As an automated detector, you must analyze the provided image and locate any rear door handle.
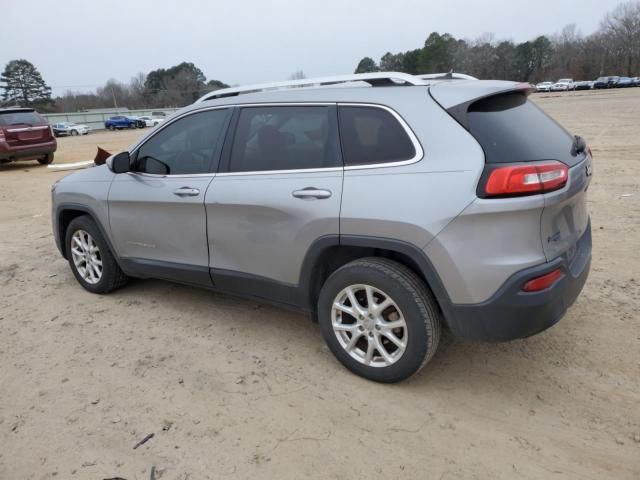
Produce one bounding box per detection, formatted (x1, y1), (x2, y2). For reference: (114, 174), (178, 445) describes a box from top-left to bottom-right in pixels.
(292, 187), (332, 200)
(173, 187), (200, 197)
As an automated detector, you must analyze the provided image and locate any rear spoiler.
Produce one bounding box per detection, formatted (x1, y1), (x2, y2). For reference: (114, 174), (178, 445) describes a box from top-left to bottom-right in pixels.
(429, 80), (534, 130)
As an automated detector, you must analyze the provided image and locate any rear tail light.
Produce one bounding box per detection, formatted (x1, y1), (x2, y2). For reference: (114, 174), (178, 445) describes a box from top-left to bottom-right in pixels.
(522, 268), (563, 292)
(480, 161), (568, 197)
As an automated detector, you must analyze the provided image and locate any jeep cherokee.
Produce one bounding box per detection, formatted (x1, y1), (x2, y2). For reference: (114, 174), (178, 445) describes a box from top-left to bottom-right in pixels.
(51, 73), (592, 382)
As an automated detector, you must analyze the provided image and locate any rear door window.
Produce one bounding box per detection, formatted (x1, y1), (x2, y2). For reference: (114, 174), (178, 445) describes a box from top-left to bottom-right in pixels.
(466, 92), (582, 166)
(338, 106), (416, 166)
(228, 105), (340, 172)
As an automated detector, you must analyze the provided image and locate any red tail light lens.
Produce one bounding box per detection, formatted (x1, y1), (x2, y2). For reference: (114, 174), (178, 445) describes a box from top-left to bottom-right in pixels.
(522, 268), (563, 292)
(482, 161), (568, 197)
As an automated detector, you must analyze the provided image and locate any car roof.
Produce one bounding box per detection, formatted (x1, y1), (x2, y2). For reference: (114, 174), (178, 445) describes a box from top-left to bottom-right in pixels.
(175, 79), (526, 116)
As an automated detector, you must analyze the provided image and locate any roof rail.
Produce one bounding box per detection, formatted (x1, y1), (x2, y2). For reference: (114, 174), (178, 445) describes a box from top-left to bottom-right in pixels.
(418, 72), (478, 81)
(195, 72), (427, 103)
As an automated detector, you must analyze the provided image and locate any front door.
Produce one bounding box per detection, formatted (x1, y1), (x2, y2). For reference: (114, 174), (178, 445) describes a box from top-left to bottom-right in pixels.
(108, 108), (231, 285)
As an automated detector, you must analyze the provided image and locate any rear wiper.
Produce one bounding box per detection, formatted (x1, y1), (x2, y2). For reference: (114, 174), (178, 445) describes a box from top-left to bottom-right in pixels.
(571, 135), (587, 155)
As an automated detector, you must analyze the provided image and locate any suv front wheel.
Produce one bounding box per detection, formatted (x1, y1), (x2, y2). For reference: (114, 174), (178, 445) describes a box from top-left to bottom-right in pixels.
(65, 216), (128, 294)
(318, 258), (441, 383)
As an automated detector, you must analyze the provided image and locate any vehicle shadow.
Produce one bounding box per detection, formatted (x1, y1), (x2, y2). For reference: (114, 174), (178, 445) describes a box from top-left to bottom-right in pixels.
(0, 160), (48, 172)
(114, 276), (575, 394)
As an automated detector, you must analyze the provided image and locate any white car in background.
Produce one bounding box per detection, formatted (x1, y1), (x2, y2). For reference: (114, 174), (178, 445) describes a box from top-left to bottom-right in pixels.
(535, 81), (553, 92)
(137, 116), (165, 127)
(550, 79), (575, 91)
(52, 122), (91, 136)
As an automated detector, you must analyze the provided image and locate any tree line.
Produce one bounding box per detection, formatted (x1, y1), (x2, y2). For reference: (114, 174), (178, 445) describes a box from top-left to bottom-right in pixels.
(355, 1), (640, 82)
(0, 61), (230, 112)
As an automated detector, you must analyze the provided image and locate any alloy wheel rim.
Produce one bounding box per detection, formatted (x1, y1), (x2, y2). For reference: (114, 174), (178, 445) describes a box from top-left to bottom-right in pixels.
(71, 230), (103, 284)
(331, 284), (408, 367)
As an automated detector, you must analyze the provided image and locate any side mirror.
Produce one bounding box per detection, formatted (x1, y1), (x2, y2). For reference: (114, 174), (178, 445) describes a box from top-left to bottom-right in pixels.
(107, 151), (131, 173)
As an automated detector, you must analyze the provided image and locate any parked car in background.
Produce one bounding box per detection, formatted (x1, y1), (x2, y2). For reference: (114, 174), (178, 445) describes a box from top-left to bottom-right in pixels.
(535, 81), (553, 92)
(617, 77), (633, 88)
(574, 81), (593, 91)
(550, 79), (575, 91)
(631, 77), (640, 86)
(593, 77), (610, 89)
(607, 76), (620, 88)
(0, 107), (56, 164)
(104, 116), (138, 130)
(52, 122), (91, 137)
(137, 116), (165, 127)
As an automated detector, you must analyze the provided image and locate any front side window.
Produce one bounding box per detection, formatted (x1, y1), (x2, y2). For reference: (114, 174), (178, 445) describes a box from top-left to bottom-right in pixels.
(338, 106), (416, 166)
(229, 106), (340, 172)
(134, 109), (229, 175)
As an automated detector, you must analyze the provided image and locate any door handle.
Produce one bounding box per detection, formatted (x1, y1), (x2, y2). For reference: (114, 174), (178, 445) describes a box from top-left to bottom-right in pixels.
(292, 187), (332, 200)
(173, 187), (200, 197)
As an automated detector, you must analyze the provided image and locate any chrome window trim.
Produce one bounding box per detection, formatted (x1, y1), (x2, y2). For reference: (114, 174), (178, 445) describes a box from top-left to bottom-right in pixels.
(216, 167), (342, 177)
(128, 102), (423, 178)
(126, 171), (216, 179)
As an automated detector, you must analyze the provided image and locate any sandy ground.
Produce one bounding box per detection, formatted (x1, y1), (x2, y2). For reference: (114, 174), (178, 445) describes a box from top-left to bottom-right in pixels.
(1, 89), (639, 480)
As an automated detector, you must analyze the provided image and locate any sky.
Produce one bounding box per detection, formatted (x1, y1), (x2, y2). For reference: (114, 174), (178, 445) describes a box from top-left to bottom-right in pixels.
(0, 0), (625, 96)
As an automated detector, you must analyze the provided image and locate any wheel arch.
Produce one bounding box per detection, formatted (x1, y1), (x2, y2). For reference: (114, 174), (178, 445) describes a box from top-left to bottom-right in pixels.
(56, 204), (119, 264)
(299, 235), (453, 323)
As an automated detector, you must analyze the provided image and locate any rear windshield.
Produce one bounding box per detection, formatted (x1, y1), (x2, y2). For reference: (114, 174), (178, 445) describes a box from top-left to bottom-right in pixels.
(0, 111), (45, 126)
(465, 92), (582, 166)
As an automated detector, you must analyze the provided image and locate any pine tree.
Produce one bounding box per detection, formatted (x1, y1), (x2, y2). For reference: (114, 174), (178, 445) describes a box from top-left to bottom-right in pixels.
(1, 59), (53, 108)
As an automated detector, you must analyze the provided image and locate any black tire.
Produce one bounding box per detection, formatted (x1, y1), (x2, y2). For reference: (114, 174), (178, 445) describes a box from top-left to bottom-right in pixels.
(70, 129), (78, 136)
(317, 257), (441, 383)
(108, 125), (116, 131)
(65, 215), (128, 294)
(38, 153), (54, 165)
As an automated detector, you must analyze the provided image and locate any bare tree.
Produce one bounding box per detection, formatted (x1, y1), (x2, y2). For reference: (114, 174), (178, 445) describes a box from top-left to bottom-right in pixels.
(601, 1), (640, 75)
(288, 70), (306, 80)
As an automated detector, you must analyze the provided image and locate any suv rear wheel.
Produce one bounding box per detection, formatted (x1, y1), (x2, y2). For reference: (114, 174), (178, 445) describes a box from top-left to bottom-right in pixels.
(38, 153), (54, 165)
(317, 258), (441, 383)
(65, 216), (128, 294)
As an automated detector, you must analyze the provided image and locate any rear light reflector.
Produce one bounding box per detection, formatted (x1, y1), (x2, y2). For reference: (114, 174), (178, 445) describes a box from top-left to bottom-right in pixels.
(482, 161), (568, 197)
(522, 268), (563, 292)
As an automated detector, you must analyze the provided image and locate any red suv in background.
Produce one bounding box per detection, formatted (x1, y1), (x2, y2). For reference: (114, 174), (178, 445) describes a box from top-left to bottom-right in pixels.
(0, 108), (57, 165)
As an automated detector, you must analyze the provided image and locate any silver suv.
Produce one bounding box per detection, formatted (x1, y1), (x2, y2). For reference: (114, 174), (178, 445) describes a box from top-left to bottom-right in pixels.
(52, 73), (592, 382)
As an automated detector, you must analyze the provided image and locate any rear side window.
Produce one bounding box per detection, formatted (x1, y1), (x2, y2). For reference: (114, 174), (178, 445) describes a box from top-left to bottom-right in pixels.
(338, 106), (416, 166)
(466, 92), (581, 166)
(229, 106), (339, 172)
(0, 111), (45, 126)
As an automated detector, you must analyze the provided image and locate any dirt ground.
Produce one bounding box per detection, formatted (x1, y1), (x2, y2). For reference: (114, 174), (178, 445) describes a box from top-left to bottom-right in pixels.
(1, 89), (639, 480)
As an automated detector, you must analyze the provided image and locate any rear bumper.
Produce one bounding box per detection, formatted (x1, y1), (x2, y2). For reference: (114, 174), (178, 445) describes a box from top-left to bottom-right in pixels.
(0, 141), (57, 161)
(446, 222), (591, 341)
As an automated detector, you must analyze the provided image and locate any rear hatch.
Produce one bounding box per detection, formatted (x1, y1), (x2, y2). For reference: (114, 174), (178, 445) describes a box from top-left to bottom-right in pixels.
(0, 109), (54, 147)
(430, 81), (592, 261)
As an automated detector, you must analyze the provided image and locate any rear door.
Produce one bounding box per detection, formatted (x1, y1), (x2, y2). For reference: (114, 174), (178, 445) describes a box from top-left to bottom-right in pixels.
(206, 104), (343, 296)
(108, 108), (231, 285)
